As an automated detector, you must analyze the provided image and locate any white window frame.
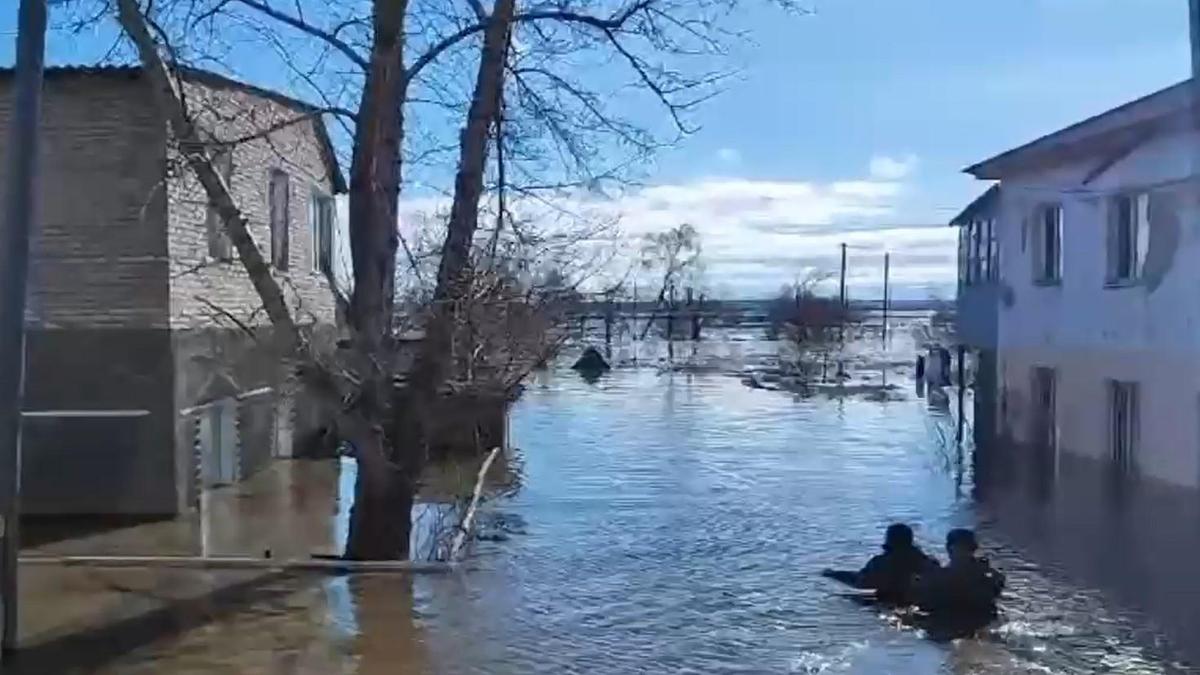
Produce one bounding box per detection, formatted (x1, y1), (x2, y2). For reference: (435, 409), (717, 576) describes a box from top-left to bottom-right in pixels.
(1031, 204), (1063, 285)
(1106, 192), (1150, 286)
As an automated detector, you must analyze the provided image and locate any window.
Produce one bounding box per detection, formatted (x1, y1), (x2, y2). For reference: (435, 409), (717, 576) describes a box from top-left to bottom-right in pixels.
(205, 149), (234, 261)
(269, 169), (290, 270)
(310, 191), (334, 275)
(1107, 192), (1149, 285)
(958, 226), (967, 287)
(1032, 204), (1062, 284)
(971, 219), (984, 282)
(1108, 380), (1138, 475)
(957, 219), (999, 286)
(987, 218), (999, 281)
(1031, 367), (1057, 455)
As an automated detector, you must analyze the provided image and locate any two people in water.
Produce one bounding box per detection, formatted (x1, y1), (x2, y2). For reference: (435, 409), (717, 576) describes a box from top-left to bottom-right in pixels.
(822, 524), (1005, 625)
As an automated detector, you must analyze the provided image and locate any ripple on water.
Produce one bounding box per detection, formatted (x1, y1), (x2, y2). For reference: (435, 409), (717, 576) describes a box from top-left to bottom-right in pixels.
(91, 365), (1194, 674)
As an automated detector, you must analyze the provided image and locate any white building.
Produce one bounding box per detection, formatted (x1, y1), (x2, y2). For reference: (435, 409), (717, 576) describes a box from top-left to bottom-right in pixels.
(955, 80), (1200, 489)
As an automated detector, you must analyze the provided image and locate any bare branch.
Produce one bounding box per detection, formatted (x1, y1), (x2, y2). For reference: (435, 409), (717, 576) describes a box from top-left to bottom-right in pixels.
(232, 0), (369, 70)
(216, 107), (356, 146)
(194, 295), (259, 340)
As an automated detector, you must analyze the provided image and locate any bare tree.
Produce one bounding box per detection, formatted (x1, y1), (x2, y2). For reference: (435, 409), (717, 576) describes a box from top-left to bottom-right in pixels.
(100, 0), (798, 560)
(637, 222), (702, 340)
(768, 271), (861, 382)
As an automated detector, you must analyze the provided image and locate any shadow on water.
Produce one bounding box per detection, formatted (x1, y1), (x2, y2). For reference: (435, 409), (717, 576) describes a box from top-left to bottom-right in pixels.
(19, 336), (1198, 673)
(22, 515), (171, 548)
(973, 437), (1200, 668)
(9, 571), (299, 674)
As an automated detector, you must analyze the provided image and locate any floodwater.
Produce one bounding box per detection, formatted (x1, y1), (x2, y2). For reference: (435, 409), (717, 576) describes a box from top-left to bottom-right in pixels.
(17, 343), (1198, 673)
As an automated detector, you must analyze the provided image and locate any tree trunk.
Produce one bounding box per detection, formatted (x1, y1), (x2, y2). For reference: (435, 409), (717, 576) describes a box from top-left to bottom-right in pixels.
(347, 0), (406, 353)
(344, 428), (412, 560)
(339, 0), (411, 560)
(405, 0), (516, 464)
(345, 0), (515, 561)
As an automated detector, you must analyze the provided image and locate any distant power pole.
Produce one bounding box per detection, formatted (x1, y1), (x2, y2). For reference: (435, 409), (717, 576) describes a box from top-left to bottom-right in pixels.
(882, 253), (891, 343)
(838, 243), (847, 343)
(838, 243), (847, 309)
(0, 0), (47, 655)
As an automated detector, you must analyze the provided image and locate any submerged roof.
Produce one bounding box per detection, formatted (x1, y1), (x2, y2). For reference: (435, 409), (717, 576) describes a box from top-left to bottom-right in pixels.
(964, 79), (1194, 180)
(0, 65), (347, 193)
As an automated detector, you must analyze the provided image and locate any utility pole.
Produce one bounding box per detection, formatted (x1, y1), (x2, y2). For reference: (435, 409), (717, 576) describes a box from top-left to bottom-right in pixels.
(0, 0), (47, 655)
(882, 252), (890, 344)
(838, 243), (847, 343)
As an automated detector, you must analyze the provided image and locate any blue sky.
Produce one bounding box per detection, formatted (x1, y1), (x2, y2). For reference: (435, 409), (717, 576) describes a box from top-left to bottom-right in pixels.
(1, 1), (1192, 299)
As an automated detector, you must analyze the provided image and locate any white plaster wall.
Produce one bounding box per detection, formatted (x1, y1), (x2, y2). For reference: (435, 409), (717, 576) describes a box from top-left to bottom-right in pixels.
(993, 124), (1200, 488)
(999, 347), (1200, 488)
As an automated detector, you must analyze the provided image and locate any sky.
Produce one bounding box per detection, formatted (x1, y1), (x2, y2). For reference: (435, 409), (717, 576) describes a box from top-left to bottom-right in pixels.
(0, 0), (1192, 299)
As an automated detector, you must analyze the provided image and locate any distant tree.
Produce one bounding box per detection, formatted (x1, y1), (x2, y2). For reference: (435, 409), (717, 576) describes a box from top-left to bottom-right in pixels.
(768, 272), (862, 380)
(638, 223), (702, 340)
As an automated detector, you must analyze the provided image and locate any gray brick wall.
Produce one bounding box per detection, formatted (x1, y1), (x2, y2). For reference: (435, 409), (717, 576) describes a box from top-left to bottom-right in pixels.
(0, 69), (345, 516)
(0, 72), (171, 328)
(166, 80), (340, 330)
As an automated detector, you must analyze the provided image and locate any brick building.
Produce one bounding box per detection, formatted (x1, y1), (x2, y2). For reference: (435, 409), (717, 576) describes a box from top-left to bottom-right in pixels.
(0, 66), (349, 516)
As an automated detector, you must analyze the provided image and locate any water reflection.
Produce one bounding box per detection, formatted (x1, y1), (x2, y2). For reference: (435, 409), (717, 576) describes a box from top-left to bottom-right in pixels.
(973, 437), (1200, 669)
(25, 358), (1196, 673)
(413, 367), (1191, 673)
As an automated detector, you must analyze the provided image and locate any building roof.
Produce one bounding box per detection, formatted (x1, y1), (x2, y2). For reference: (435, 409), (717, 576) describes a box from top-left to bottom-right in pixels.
(0, 65), (347, 193)
(964, 79), (1194, 180)
(949, 184), (999, 226)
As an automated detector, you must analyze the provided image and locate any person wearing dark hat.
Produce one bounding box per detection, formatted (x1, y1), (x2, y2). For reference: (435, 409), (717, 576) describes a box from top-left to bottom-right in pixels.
(914, 528), (1005, 623)
(822, 523), (941, 605)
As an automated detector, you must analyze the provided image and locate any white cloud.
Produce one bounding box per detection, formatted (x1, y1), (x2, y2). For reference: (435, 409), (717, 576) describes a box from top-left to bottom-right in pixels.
(397, 160), (956, 298)
(868, 153), (920, 181)
(716, 147), (742, 164)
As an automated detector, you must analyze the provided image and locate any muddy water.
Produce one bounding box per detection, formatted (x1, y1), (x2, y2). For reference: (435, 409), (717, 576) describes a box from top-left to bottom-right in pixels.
(35, 364), (1194, 674)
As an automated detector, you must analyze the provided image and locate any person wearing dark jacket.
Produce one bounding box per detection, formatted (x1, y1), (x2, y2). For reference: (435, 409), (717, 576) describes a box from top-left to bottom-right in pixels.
(913, 528), (1005, 633)
(822, 523), (941, 605)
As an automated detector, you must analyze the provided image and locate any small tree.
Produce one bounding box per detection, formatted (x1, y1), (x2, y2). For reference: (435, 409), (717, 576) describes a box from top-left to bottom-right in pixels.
(637, 223), (702, 341)
(768, 273), (861, 381)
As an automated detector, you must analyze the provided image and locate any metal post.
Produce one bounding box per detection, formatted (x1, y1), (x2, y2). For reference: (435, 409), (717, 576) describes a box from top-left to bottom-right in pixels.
(603, 292), (613, 357)
(838, 243), (847, 309)
(0, 0), (47, 655)
(882, 252), (890, 344)
(838, 243), (847, 344)
(956, 345), (966, 444)
(666, 283), (675, 361)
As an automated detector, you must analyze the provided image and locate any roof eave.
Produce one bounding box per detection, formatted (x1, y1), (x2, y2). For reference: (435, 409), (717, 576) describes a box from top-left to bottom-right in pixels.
(961, 78), (1192, 181)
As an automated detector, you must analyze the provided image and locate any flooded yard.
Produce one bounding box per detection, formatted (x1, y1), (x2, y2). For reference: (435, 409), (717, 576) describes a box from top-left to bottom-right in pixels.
(14, 357), (1196, 673)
